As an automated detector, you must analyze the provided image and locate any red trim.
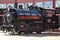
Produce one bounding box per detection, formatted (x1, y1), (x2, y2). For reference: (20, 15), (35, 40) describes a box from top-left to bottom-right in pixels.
(19, 16), (42, 20)
(56, 14), (60, 16)
(0, 14), (4, 16)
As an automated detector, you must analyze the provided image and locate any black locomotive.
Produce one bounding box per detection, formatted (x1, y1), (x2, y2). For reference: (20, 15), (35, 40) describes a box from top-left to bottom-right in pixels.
(2, 5), (60, 34)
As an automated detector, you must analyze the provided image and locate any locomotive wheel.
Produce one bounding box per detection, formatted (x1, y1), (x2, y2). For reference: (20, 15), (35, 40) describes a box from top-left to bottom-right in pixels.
(9, 29), (16, 34)
(24, 31), (29, 34)
(17, 31), (21, 34)
(18, 32), (21, 34)
(30, 32), (32, 34)
(37, 32), (41, 34)
(3, 29), (7, 33)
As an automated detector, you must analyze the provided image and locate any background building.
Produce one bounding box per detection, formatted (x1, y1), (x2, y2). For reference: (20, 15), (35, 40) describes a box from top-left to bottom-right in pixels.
(0, 0), (60, 9)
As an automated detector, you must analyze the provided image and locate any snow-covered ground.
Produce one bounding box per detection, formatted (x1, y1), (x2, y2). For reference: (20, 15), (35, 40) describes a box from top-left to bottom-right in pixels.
(0, 31), (60, 40)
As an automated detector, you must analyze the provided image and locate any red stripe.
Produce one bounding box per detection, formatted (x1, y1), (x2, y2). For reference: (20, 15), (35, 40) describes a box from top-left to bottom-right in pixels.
(56, 14), (60, 16)
(19, 16), (42, 20)
(0, 14), (4, 16)
(0, 0), (52, 4)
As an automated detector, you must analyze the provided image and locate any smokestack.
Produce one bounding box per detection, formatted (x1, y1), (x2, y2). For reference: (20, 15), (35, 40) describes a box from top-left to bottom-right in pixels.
(14, 0), (18, 9)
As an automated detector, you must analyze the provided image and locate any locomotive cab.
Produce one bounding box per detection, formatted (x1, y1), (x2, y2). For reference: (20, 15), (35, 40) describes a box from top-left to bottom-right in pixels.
(43, 8), (57, 30)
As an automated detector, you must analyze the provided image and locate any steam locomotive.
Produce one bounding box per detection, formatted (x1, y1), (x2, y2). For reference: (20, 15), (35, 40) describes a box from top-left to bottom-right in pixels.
(2, 5), (60, 34)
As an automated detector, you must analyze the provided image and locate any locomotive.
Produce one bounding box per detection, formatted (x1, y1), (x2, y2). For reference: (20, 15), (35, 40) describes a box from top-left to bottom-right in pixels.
(2, 5), (60, 34)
